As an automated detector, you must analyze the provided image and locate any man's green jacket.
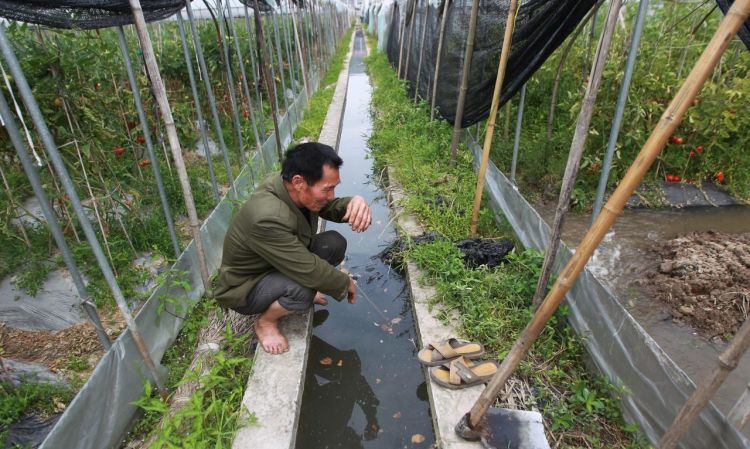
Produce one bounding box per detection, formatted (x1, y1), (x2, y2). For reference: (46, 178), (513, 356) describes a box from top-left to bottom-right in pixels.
(214, 174), (351, 309)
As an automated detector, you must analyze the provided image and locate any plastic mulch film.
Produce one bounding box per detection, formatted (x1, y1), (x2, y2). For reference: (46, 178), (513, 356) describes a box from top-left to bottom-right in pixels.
(38, 69), (322, 449)
(464, 134), (750, 449)
(377, 0), (597, 127)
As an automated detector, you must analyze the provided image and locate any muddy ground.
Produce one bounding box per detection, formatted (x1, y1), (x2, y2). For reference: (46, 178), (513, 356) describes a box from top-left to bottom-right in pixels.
(638, 231), (750, 339)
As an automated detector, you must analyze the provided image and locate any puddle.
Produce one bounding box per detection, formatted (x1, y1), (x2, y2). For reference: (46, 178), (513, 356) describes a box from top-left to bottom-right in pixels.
(295, 30), (435, 448)
(536, 203), (750, 427)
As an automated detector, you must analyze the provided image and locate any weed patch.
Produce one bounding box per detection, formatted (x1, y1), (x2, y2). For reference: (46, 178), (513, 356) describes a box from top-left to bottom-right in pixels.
(365, 41), (648, 448)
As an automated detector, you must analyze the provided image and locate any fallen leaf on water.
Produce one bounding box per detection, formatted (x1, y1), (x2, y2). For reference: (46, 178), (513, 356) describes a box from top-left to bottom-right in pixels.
(392, 411), (402, 419)
(391, 317), (402, 324)
(383, 288), (388, 293)
(336, 359), (343, 367)
(411, 433), (425, 444)
(375, 378), (381, 384)
(380, 323), (393, 333)
(371, 423), (379, 432)
(320, 357), (333, 366)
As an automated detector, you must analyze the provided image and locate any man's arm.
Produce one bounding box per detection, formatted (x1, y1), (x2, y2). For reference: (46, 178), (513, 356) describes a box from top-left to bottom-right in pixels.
(246, 219), (350, 300)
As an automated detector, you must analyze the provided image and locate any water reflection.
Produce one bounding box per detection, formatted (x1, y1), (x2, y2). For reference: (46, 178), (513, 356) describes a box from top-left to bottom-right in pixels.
(299, 336), (380, 448)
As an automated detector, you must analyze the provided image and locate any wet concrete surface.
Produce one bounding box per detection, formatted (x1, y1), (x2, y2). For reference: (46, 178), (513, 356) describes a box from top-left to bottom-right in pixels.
(295, 31), (435, 449)
(536, 203), (750, 429)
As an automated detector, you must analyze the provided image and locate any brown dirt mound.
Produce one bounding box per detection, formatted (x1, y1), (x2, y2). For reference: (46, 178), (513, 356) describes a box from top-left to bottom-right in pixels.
(643, 231), (750, 339)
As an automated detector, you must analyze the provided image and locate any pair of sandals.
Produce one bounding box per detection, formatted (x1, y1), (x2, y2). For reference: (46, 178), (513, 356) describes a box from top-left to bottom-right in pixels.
(417, 338), (499, 390)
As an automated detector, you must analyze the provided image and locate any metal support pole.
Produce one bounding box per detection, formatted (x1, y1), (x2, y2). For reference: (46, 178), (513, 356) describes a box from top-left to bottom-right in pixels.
(281, 0), (301, 125)
(290, 1), (311, 100)
(592, 0), (649, 221)
(175, 14), (221, 203)
(272, 10), (291, 118)
(215, 0), (246, 166)
(0, 24), (167, 398)
(414, 0), (428, 104)
(510, 83), (526, 183)
(253, 0), (284, 161)
(185, 0), (237, 200)
(116, 27), (182, 257)
(431, 0), (451, 120)
(225, 1), (265, 172)
(263, 15), (282, 121)
(244, 4), (267, 137)
(0, 90), (111, 350)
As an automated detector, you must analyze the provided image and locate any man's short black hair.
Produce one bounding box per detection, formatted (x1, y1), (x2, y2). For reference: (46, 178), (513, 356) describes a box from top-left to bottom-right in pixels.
(281, 142), (343, 185)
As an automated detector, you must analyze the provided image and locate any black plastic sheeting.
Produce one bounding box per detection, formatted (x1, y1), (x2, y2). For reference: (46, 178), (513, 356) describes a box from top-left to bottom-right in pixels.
(387, 0), (598, 127)
(378, 231), (514, 269)
(0, 0), (275, 30)
(715, 0), (750, 50)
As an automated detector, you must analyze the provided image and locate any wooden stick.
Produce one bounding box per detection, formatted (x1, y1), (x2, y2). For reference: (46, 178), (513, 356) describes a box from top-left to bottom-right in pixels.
(403, 0), (418, 82)
(659, 318), (750, 448)
(430, 0), (450, 120)
(531, 0), (622, 308)
(447, 0), (480, 167)
(127, 0), (210, 292)
(254, 0), (284, 161)
(290, 1), (310, 100)
(464, 0), (750, 431)
(413, 0), (428, 104)
(397, 0), (409, 77)
(467, 0), (519, 234)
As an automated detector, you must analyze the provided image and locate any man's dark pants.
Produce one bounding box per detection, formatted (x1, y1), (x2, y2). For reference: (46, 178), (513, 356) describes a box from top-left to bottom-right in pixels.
(231, 230), (346, 315)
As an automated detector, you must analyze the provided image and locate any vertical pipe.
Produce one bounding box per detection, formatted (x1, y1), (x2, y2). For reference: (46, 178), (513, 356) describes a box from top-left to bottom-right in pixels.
(281, 0), (301, 126)
(448, 0), (480, 166)
(510, 83), (526, 183)
(176, 14), (221, 204)
(116, 27), (182, 256)
(404, 0), (418, 83)
(226, 2), (265, 171)
(244, 4), (267, 137)
(0, 90), (111, 350)
(0, 24), (168, 397)
(592, 0), (649, 221)
(431, 0), (450, 120)
(185, 0), (237, 200)
(290, 1), (311, 100)
(254, 0), (284, 160)
(215, 0), (246, 166)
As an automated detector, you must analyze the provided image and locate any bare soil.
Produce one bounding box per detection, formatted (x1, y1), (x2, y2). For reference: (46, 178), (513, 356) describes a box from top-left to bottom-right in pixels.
(0, 310), (125, 378)
(641, 231), (750, 339)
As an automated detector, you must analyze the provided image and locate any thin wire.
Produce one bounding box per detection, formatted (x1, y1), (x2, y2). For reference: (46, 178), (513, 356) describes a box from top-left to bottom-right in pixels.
(354, 279), (390, 323)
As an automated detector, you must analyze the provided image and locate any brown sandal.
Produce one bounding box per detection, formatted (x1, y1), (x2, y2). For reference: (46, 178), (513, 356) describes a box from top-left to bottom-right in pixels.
(429, 356), (499, 390)
(417, 338), (485, 366)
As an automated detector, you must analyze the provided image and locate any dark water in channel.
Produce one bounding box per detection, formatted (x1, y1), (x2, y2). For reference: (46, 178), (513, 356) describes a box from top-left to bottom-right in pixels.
(295, 30), (436, 449)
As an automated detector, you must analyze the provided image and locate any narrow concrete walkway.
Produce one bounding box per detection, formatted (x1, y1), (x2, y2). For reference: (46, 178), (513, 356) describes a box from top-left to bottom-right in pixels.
(231, 31), (356, 449)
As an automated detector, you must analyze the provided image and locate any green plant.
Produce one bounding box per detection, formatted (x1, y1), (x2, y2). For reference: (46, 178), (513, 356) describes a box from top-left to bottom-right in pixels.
(0, 381), (74, 445)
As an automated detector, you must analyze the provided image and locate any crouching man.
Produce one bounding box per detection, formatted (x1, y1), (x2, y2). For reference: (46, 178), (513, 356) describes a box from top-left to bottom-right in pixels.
(214, 142), (372, 354)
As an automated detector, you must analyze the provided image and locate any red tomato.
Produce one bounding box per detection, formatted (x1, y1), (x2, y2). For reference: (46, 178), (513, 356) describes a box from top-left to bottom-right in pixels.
(136, 135), (146, 144)
(689, 150), (696, 157)
(138, 159), (150, 167)
(674, 175), (682, 182)
(666, 174), (674, 182)
(715, 171), (725, 183)
(113, 146), (126, 156)
(696, 145), (704, 153)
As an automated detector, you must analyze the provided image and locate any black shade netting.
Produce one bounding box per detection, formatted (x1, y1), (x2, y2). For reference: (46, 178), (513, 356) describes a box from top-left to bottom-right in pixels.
(0, 0), (186, 30)
(387, 0), (597, 127)
(239, 0), (281, 13)
(715, 0), (750, 50)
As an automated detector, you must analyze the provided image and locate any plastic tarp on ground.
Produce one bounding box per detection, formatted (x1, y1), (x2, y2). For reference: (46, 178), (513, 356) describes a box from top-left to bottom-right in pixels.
(38, 66), (323, 449)
(464, 134), (750, 449)
(376, 0), (597, 127)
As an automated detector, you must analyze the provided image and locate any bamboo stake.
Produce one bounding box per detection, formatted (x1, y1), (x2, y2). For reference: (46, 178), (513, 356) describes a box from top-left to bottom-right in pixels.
(254, 0), (284, 162)
(468, 0), (519, 234)
(460, 0), (750, 433)
(413, 0), (428, 104)
(659, 318), (750, 449)
(127, 0), (210, 291)
(530, 0), (622, 308)
(397, 0), (409, 77)
(243, 4), (267, 136)
(447, 0), (480, 167)
(430, 0), (450, 120)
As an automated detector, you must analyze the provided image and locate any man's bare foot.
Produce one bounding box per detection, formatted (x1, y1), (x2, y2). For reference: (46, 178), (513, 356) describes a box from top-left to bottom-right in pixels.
(255, 317), (288, 354)
(314, 292), (328, 306)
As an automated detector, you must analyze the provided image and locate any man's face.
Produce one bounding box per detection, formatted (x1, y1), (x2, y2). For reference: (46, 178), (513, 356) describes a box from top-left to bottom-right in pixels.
(296, 164), (340, 212)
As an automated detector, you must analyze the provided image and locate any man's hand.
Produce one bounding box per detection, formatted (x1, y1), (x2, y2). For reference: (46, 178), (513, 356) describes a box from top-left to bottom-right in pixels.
(342, 196), (372, 233)
(347, 278), (357, 304)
